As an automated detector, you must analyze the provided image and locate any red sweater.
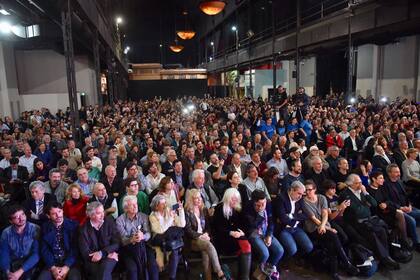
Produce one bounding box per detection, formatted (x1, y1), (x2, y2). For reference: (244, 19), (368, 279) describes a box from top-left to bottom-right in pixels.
(63, 196), (89, 225)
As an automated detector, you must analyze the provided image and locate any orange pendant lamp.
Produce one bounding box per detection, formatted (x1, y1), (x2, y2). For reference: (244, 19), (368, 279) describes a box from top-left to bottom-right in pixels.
(169, 38), (184, 53)
(199, 0), (226, 16)
(177, 30), (196, 40)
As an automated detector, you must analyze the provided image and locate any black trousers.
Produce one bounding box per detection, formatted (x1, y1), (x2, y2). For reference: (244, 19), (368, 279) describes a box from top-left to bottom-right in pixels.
(84, 258), (117, 280)
(122, 243), (159, 280)
(37, 266), (81, 280)
(353, 221), (389, 260)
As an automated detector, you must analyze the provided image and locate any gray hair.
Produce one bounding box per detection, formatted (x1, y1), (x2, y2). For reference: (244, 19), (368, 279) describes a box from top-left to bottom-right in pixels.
(86, 201), (103, 217)
(122, 195), (138, 210)
(29, 180), (45, 191)
(290, 181), (305, 192)
(191, 169), (204, 182)
(310, 156), (322, 165)
(49, 168), (61, 177)
(345, 174), (360, 187)
(150, 194), (166, 211)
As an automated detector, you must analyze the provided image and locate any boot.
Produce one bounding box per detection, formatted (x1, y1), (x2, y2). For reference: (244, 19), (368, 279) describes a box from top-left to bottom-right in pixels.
(238, 253), (251, 280)
(330, 257), (339, 280)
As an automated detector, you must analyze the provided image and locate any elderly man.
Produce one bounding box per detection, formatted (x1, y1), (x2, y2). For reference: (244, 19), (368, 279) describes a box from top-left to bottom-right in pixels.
(18, 144), (38, 175)
(78, 202), (120, 280)
(38, 202), (81, 280)
(0, 157), (29, 202)
(273, 181), (313, 258)
(0, 148), (12, 170)
(116, 195), (158, 280)
(303, 156), (329, 191)
(23, 181), (57, 225)
(338, 174), (399, 270)
(162, 149), (178, 175)
(100, 165), (124, 199)
(0, 205), (40, 280)
(44, 168), (69, 204)
(227, 153), (247, 180)
(89, 183), (118, 219)
(75, 168), (97, 197)
(189, 169), (219, 215)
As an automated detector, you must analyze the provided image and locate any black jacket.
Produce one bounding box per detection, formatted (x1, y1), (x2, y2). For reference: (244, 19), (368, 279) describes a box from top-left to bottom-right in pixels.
(243, 202), (274, 238)
(272, 192), (307, 233)
(23, 193), (57, 226)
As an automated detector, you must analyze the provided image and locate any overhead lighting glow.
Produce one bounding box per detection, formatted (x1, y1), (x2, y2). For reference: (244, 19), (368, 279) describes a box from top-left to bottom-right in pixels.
(169, 44), (184, 53)
(231, 26), (237, 32)
(210, 41), (214, 46)
(199, 0), (226, 16)
(116, 17), (123, 24)
(176, 30), (196, 40)
(0, 9), (10, 15)
(0, 21), (12, 34)
(380, 97), (387, 103)
(349, 97), (356, 104)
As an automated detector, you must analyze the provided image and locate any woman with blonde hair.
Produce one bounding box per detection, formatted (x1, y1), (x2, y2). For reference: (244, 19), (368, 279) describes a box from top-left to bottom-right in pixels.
(184, 189), (226, 280)
(149, 194), (185, 280)
(63, 183), (89, 225)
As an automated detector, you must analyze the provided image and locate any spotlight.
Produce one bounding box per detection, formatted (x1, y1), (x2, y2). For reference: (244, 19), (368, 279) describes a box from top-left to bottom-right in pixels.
(350, 97), (356, 104)
(380, 97), (387, 103)
(0, 21), (12, 34)
(0, 9), (10, 16)
(116, 17), (123, 25)
(182, 108), (189, 114)
(187, 104), (195, 111)
(231, 26), (237, 32)
(210, 41), (214, 46)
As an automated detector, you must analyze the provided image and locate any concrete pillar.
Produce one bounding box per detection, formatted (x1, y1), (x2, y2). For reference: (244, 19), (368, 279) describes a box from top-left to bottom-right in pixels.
(373, 45), (384, 101)
(0, 42), (20, 120)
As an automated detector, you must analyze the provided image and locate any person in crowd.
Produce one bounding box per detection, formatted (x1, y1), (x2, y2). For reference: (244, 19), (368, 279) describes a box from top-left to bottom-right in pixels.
(262, 167), (281, 199)
(44, 168), (69, 204)
(382, 164), (420, 251)
(31, 158), (50, 183)
(372, 145), (394, 173)
(343, 128), (363, 167)
(189, 169), (219, 215)
(75, 167), (97, 197)
(149, 194), (185, 280)
(281, 159), (304, 191)
(338, 174), (400, 269)
(227, 153), (247, 180)
(145, 163), (165, 195)
(266, 148), (288, 180)
(83, 157), (101, 181)
(303, 180), (359, 279)
(168, 159), (187, 198)
(273, 181), (313, 259)
(35, 143), (53, 168)
(57, 158), (77, 184)
(213, 188), (251, 280)
(184, 189), (226, 280)
(401, 148), (420, 188)
(119, 178), (150, 215)
(0, 205), (40, 280)
(330, 157), (350, 191)
(393, 140), (409, 169)
(85, 147), (103, 172)
(154, 176), (181, 210)
(23, 180), (57, 226)
(242, 164), (270, 204)
(125, 161), (151, 192)
(0, 157), (28, 202)
(38, 202), (81, 280)
(325, 146), (340, 174)
(250, 151), (267, 176)
(0, 148), (12, 170)
(78, 202), (120, 280)
(19, 144), (38, 176)
(303, 156), (329, 191)
(244, 190), (283, 278)
(367, 171), (410, 250)
(89, 182), (118, 219)
(116, 195), (158, 280)
(63, 183), (89, 225)
(162, 149), (177, 175)
(100, 165), (124, 199)
(60, 147), (79, 171)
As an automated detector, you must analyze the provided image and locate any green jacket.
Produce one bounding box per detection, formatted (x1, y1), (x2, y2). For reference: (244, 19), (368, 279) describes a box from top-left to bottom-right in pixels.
(119, 191), (150, 215)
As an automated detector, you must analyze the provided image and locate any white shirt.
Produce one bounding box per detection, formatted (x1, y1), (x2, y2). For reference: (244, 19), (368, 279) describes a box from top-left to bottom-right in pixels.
(287, 193), (299, 228)
(19, 154), (38, 174)
(232, 163), (243, 180)
(145, 173), (165, 194)
(0, 158), (10, 169)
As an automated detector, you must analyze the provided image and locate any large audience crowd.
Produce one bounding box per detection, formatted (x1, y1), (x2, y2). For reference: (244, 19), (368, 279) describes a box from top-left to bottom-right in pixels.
(0, 86), (419, 280)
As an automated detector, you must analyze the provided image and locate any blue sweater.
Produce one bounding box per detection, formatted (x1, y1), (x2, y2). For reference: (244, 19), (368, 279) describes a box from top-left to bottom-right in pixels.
(0, 222), (40, 273)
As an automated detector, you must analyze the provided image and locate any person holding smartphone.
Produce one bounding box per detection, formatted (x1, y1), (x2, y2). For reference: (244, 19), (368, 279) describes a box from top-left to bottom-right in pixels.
(116, 195), (158, 280)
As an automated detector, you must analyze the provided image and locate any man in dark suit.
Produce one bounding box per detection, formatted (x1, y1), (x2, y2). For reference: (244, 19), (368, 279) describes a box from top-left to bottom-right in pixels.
(343, 129), (363, 167)
(372, 145), (394, 173)
(272, 181), (313, 258)
(227, 153), (247, 180)
(78, 201), (120, 280)
(38, 202), (81, 280)
(23, 181), (57, 226)
(161, 149), (177, 175)
(168, 160), (188, 198)
(99, 165), (124, 200)
(0, 157), (29, 202)
(393, 140), (408, 169)
(338, 174), (399, 269)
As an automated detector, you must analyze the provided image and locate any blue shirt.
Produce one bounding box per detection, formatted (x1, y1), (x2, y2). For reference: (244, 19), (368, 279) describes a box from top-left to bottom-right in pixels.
(260, 123), (276, 139)
(0, 222), (40, 272)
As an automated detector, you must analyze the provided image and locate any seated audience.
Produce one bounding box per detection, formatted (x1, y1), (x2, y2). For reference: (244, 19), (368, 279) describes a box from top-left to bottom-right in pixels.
(23, 180), (57, 226)
(89, 182), (118, 218)
(63, 184), (89, 225)
(44, 168), (68, 204)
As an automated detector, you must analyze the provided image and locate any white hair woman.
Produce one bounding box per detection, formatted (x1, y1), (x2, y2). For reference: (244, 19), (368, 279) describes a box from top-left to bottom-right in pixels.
(212, 188), (251, 280)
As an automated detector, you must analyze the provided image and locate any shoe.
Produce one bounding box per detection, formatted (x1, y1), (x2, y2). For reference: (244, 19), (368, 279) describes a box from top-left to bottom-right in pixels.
(344, 262), (360, 276)
(401, 239), (413, 251)
(261, 263), (276, 275)
(252, 266), (265, 280)
(381, 257), (400, 270)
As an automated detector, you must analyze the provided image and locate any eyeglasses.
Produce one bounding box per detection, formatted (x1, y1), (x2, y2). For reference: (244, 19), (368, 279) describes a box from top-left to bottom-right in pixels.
(306, 188), (315, 192)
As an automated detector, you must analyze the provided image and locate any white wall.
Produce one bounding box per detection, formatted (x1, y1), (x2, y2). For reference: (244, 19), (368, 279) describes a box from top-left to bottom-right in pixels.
(15, 50), (97, 112)
(0, 43), (21, 119)
(286, 57), (316, 96)
(356, 36), (420, 101)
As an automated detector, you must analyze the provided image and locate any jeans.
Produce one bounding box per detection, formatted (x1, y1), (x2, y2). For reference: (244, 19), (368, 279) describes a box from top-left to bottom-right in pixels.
(249, 235), (284, 266)
(276, 227), (313, 257)
(37, 267), (81, 280)
(404, 207), (420, 244)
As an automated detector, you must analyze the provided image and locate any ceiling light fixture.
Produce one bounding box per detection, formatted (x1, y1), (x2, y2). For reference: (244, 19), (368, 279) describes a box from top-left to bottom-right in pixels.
(199, 0), (226, 16)
(176, 30), (196, 40)
(0, 9), (10, 15)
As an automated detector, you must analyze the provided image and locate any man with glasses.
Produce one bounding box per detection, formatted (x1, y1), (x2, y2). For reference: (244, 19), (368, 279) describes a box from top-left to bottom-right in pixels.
(0, 205), (40, 280)
(338, 174), (400, 270)
(273, 181), (313, 259)
(162, 149), (177, 175)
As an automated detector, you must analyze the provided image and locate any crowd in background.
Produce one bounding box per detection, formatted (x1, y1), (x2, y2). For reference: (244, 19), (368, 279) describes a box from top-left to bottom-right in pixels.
(0, 87), (419, 280)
